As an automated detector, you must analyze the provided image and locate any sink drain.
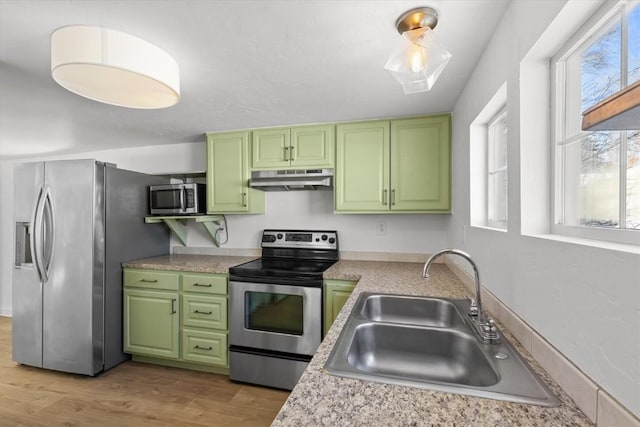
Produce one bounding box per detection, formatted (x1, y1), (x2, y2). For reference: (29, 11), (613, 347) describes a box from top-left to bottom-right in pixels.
(494, 351), (509, 360)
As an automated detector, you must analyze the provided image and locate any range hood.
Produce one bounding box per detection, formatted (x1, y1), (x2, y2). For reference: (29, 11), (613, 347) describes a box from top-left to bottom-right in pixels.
(582, 80), (640, 130)
(249, 168), (333, 191)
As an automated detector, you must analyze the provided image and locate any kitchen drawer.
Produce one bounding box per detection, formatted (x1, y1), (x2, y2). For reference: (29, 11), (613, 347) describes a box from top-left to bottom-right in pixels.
(181, 328), (228, 367)
(181, 273), (227, 295)
(182, 294), (227, 330)
(123, 269), (179, 291)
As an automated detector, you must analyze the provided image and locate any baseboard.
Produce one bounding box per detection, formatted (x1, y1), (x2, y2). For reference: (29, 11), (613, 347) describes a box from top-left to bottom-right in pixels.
(339, 251), (441, 263)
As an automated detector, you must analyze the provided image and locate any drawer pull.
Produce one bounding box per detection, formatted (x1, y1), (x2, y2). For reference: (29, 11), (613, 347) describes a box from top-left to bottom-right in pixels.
(194, 345), (212, 351)
(194, 310), (212, 315)
(140, 278), (158, 283)
(192, 283), (212, 287)
(171, 299), (176, 314)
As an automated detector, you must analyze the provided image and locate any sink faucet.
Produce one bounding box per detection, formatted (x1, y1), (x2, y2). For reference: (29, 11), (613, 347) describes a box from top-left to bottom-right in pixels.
(423, 249), (499, 343)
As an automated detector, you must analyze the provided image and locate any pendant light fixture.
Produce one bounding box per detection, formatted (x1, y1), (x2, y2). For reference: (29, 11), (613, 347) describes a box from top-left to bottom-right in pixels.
(384, 7), (452, 94)
(51, 25), (180, 109)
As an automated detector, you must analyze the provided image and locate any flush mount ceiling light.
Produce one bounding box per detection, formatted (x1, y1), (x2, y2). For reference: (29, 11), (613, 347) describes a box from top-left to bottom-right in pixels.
(384, 7), (452, 94)
(51, 25), (180, 109)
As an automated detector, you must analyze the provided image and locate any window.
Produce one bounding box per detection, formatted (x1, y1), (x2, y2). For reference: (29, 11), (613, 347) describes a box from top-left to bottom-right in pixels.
(553, 0), (640, 245)
(470, 83), (507, 230)
(487, 108), (508, 228)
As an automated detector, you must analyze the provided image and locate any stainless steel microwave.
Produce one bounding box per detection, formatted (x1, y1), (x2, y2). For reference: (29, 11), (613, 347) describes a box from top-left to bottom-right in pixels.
(149, 183), (206, 215)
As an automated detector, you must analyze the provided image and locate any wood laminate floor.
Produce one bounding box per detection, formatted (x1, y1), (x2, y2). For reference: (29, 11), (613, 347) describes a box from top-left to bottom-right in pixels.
(0, 317), (289, 426)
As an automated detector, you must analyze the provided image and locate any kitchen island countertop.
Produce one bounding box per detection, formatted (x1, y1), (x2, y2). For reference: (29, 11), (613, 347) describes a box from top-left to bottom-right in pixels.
(272, 259), (592, 426)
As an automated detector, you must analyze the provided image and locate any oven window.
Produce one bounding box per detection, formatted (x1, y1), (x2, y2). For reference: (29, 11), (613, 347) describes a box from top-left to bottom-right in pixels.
(245, 292), (303, 335)
(151, 189), (180, 209)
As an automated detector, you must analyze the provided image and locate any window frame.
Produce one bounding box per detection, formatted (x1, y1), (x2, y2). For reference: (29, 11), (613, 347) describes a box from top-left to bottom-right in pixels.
(552, 0), (639, 246)
(486, 107), (508, 229)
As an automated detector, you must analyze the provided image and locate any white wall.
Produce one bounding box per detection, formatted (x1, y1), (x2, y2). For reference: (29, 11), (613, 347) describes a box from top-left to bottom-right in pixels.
(449, 0), (640, 416)
(0, 142), (449, 316)
(185, 191), (449, 253)
(0, 162), (14, 316)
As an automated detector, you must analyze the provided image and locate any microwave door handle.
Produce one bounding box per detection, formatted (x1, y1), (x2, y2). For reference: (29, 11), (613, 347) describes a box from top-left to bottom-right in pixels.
(180, 187), (186, 212)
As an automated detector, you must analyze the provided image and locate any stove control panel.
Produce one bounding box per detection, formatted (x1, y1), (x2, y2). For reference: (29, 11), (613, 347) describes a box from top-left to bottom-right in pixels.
(261, 230), (338, 250)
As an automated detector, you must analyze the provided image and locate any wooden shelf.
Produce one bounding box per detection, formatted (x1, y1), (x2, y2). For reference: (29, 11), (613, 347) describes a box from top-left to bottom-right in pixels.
(582, 80), (640, 130)
(145, 215), (223, 246)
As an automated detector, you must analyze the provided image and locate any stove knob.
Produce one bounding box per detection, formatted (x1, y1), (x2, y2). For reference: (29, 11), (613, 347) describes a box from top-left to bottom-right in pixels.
(277, 233), (283, 240)
(315, 238), (320, 242)
(321, 234), (328, 241)
(328, 237), (335, 244)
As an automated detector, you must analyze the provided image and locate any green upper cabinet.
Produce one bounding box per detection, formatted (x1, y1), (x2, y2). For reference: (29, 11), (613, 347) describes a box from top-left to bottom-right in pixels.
(390, 115), (451, 212)
(252, 127), (291, 169)
(335, 115), (451, 213)
(335, 120), (390, 212)
(252, 124), (334, 169)
(290, 125), (334, 168)
(206, 131), (264, 214)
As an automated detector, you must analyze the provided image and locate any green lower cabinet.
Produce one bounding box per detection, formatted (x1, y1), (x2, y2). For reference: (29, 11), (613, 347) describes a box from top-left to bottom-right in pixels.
(181, 328), (228, 366)
(123, 288), (180, 359)
(124, 269), (230, 373)
(182, 294), (227, 330)
(323, 279), (357, 336)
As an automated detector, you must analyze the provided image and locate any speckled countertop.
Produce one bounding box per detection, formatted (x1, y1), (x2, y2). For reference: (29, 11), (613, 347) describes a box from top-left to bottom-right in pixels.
(272, 260), (593, 427)
(122, 254), (257, 274)
(122, 255), (591, 426)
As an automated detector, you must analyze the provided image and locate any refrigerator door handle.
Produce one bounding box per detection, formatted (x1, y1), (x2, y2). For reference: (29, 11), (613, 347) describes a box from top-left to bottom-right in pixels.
(31, 186), (47, 282)
(42, 186), (55, 278)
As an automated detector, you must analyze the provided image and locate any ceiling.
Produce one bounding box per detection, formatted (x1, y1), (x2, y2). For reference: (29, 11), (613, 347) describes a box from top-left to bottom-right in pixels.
(0, 0), (509, 160)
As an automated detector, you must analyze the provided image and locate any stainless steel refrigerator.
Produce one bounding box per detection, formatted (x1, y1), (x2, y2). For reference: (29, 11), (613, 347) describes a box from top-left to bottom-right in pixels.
(12, 159), (169, 375)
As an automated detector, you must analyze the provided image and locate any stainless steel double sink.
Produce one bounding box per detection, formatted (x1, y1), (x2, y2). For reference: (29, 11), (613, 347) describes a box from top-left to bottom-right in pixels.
(324, 293), (561, 407)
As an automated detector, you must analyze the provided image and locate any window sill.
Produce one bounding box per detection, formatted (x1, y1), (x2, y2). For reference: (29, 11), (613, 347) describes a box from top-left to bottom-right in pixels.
(522, 233), (640, 255)
(470, 224), (508, 233)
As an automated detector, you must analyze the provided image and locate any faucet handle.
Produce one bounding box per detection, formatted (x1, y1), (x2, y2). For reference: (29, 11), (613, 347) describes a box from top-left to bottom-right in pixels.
(467, 296), (478, 316)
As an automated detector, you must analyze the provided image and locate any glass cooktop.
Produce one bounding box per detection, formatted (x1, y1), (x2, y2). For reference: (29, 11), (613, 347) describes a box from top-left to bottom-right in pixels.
(229, 257), (337, 286)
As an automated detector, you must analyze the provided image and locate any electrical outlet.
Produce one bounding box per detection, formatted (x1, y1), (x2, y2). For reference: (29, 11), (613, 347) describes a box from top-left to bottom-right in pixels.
(376, 222), (387, 235)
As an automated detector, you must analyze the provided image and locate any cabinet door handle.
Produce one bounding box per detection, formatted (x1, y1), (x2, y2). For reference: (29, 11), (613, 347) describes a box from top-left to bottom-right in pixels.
(382, 189), (388, 205)
(192, 283), (212, 287)
(283, 146), (289, 161)
(194, 310), (212, 315)
(391, 189), (396, 206)
(140, 278), (158, 283)
(171, 299), (176, 314)
(194, 345), (212, 351)
(289, 146), (294, 161)
(241, 192), (247, 207)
